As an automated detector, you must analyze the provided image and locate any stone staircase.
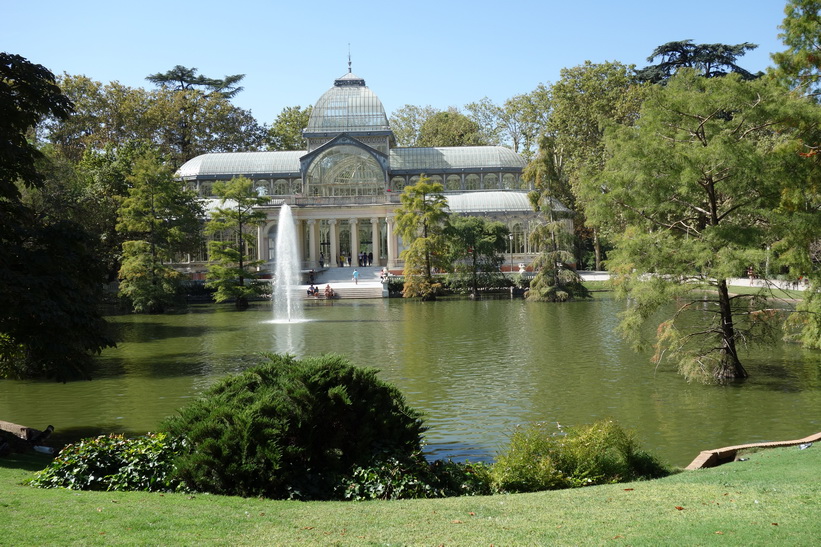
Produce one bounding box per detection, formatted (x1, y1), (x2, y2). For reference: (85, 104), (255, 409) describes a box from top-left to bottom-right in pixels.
(303, 266), (386, 300)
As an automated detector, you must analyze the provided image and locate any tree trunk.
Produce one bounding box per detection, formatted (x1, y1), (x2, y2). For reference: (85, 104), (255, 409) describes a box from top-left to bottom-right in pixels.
(716, 279), (748, 380)
(593, 228), (602, 271)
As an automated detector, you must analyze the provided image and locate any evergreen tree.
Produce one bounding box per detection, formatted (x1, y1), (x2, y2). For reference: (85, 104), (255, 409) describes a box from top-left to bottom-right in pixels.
(205, 176), (269, 310)
(116, 151), (203, 313)
(394, 178), (450, 300)
(581, 70), (820, 382)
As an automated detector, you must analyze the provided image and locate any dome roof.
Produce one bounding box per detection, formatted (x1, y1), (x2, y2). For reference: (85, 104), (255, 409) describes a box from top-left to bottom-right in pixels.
(305, 72), (391, 134)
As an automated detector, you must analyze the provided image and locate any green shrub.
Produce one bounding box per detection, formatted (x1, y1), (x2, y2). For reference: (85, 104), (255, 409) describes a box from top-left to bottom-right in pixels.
(29, 432), (186, 492)
(338, 455), (492, 500)
(491, 420), (668, 493)
(162, 353), (426, 500)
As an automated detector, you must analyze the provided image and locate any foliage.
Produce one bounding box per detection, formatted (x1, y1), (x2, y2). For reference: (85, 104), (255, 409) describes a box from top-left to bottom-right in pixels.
(205, 176), (269, 310)
(635, 40), (761, 83)
(465, 94), (547, 160)
(581, 70), (821, 382)
(417, 109), (487, 147)
(445, 215), (508, 296)
(526, 192), (588, 302)
(491, 420), (668, 493)
(29, 433), (186, 492)
(116, 151), (203, 313)
(786, 284), (821, 349)
(0, 52), (73, 192)
(388, 104), (439, 147)
(395, 177), (451, 299)
(0, 53), (114, 381)
(528, 60), (644, 270)
(145, 65), (245, 98)
(770, 0), (821, 98)
(50, 73), (263, 167)
(265, 105), (311, 150)
(339, 454), (492, 501)
(162, 353), (426, 500)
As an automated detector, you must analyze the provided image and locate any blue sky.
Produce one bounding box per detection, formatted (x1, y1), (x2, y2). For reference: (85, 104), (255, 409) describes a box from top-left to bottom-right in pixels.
(5, 0), (789, 124)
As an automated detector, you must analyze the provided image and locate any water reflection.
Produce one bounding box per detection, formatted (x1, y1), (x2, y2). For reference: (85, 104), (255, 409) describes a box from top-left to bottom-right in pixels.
(1, 297), (819, 467)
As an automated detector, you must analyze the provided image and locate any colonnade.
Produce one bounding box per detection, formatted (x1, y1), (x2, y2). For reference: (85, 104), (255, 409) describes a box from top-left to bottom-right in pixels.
(260, 212), (402, 271)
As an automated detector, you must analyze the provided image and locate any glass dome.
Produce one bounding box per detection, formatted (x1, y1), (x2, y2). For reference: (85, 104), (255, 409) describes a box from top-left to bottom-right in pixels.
(305, 72), (391, 134)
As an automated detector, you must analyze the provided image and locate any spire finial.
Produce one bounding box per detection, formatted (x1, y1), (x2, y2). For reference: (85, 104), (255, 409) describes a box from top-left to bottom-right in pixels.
(348, 43), (352, 73)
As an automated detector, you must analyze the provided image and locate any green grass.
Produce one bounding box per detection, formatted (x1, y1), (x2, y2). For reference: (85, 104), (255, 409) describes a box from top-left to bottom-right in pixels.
(2, 445), (819, 545)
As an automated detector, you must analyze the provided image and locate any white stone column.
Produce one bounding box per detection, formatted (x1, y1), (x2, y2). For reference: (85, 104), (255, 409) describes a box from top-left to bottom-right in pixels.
(371, 218), (381, 266)
(329, 219), (339, 267)
(257, 224), (266, 263)
(307, 219), (318, 268)
(386, 217), (398, 270)
(349, 218), (359, 265)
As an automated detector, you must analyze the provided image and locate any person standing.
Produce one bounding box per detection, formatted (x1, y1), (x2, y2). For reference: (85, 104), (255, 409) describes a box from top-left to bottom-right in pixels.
(352, 269), (360, 285)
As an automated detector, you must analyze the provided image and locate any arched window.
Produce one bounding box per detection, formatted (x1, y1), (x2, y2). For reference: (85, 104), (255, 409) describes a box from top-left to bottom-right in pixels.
(465, 174), (480, 190)
(511, 222), (526, 254)
(446, 174), (461, 191)
(273, 179), (289, 195)
(482, 173), (499, 190)
(306, 145), (386, 197)
(502, 173), (517, 189)
(390, 176), (406, 193)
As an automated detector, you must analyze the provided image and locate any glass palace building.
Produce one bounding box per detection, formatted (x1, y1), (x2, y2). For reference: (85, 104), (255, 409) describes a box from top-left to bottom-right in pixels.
(176, 70), (567, 273)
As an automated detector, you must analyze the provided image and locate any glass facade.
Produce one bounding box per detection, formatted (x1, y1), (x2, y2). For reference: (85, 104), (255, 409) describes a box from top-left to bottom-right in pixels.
(305, 145), (386, 197)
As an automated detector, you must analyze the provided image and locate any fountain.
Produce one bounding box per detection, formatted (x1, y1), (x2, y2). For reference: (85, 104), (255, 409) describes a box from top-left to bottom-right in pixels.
(271, 204), (304, 322)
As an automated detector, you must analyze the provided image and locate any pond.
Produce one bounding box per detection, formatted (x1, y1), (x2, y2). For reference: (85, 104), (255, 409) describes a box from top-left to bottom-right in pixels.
(2, 296), (819, 468)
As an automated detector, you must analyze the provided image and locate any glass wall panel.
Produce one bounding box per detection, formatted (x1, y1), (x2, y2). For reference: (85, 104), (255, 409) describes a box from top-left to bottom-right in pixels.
(446, 174), (461, 191)
(274, 179), (289, 195)
(465, 174), (480, 190)
(502, 173), (517, 189)
(512, 223), (526, 253)
(482, 173), (499, 189)
(390, 176), (406, 193)
(306, 145), (386, 197)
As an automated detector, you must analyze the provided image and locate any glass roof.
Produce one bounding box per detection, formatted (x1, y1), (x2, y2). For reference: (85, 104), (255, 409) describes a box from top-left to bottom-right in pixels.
(446, 191), (570, 214)
(176, 151), (303, 179)
(305, 73), (391, 134)
(390, 146), (527, 172)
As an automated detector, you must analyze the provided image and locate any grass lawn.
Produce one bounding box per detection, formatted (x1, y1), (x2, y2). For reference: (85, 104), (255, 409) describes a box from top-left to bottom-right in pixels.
(1, 445), (819, 545)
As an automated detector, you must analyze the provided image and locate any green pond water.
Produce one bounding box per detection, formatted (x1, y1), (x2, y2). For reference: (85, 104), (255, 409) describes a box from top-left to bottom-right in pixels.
(2, 296), (819, 467)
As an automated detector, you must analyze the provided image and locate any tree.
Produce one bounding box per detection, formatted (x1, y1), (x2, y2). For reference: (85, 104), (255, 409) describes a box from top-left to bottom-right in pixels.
(417, 109), (487, 147)
(116, 151), (203, 313)
(145, 66), (261, 167)
(445, 215), (508, 297)
(582, 70), (820, 383)
(770, 1), (821, 349)
(394, 177), (450, 300)
(145, 65), (245, 98)
(526, 194), (589, 302)
(48, 74), (264, 167)
(1, 53), (113, 380)
(464, 97), (504, 146)
(771, 0), (821, 99)
(265, 105), (311, 150)
(389, 104), (439, 147)
(528, 61), (643, 269)
(636, 40), (761, 83)
(205, 176), (269, 310)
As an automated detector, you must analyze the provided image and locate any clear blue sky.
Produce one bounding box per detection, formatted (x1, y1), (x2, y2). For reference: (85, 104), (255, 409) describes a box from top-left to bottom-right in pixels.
(5, 0), (789, 124)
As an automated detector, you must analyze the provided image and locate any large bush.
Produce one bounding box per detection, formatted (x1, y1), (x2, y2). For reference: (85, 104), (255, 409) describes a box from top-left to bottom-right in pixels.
(162, 353), (426, 499)
(491, 420), (668, 493)
(29, 433), (186, 492)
